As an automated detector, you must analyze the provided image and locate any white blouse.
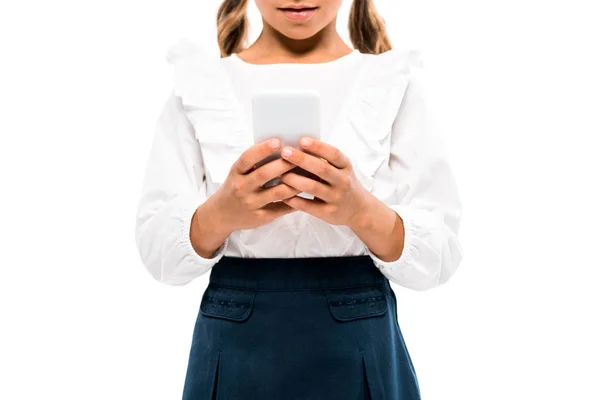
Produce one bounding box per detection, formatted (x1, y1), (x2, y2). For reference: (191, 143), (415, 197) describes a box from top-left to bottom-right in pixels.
(134, 38), (463, 290)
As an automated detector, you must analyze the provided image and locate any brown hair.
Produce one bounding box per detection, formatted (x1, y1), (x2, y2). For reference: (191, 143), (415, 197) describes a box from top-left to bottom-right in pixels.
(348, 0), (392, 54)
(216, 0), (392, 57)
(216, 0), (250, 57)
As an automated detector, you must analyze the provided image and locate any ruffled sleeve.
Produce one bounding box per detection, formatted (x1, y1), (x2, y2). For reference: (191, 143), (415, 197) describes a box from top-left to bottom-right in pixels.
(165, 38), (235, 112)
(134, 43), (229, 286)
(364, 50), (464, 290)
(165, 38), (252, 185)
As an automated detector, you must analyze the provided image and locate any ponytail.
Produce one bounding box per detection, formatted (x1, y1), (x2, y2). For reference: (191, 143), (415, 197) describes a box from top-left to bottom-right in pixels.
(349, 0), (392, 54)
(217, 0), (250, 57)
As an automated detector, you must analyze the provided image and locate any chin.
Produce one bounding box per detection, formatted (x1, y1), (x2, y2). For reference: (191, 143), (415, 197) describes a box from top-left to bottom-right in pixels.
(274, 18), (325, 41)
(278, 26), (320, 41)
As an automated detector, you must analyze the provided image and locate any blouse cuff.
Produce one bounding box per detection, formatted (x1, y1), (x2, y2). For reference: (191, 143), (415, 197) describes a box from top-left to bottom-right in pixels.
(179, 194), (229, 263)
(164, 193), (228, 285)
(366, 204), (418, 274)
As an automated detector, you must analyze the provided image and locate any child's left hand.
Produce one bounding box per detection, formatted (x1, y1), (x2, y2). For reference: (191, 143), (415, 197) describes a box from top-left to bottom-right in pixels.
(278, 137), (375, 227)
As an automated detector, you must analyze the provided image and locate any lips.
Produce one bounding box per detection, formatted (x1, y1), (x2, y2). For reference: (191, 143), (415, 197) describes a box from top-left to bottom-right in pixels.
(279, 5), (318, 21)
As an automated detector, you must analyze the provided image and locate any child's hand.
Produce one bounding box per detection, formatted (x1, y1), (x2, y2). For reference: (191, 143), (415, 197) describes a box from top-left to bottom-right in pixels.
(208, 138), (301, 233)
(278, 137), (374, 227)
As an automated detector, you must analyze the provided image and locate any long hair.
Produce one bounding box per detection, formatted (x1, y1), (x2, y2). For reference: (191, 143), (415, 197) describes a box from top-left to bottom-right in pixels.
(348, 0), (392, 54)
(217, 0), (250, 57)
(216, 0), (392, 57)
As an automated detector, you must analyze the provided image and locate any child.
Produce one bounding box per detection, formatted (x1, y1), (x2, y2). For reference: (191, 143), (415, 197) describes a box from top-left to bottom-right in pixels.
(135, 0), (463, 398)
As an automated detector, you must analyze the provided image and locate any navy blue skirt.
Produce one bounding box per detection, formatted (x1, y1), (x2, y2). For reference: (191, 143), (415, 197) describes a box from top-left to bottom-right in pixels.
(182, 256), (421, 400)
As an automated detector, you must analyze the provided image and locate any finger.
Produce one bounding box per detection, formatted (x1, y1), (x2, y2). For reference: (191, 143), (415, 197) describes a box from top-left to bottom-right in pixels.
(279, 171), (336, 203)
(248, 157), (296, 187)
(234, 138), (281, 174)
(298, 137), (349, 169)
(280, 146), (343, 185)
(255, 184), (302, 207)
(282, 196), (325, 217)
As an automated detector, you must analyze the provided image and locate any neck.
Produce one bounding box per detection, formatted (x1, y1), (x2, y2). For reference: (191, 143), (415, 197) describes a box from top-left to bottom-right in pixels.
(246, 20), (351, 62)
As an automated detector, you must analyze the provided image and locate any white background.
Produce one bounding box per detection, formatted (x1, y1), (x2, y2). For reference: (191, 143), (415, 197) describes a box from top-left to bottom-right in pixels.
(1, 0), (599, 399)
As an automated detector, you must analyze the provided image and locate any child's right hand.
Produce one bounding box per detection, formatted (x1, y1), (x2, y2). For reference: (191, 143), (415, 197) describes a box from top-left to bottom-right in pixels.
(208, 138), (301, 233)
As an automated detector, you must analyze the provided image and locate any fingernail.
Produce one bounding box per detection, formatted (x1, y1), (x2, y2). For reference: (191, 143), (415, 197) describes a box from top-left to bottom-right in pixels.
(300, 137), (312, 147)
(269, 139), (281, 149)
(281, 147), (292, 158)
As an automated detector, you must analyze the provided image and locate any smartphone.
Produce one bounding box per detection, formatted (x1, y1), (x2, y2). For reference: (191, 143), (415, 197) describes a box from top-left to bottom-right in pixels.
(252, 90), (321, 200)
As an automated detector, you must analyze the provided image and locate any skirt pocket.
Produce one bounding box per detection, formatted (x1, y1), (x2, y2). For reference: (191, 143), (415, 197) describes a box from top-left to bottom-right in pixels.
(325, 285), (388, 321)
(200, 284), (256, 322)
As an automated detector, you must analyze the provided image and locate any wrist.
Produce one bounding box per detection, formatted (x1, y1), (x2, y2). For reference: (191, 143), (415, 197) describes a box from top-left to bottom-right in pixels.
(349, 198), (404, 262)
(189, 210), (222, 259)
(350, 195), (397, 235)
(200, 193), (235, 238)
(348, 193), (378, 232)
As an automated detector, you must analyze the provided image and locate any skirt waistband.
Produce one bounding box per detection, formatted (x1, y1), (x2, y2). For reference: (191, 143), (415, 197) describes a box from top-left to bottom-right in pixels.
(208, 255), (386, 291)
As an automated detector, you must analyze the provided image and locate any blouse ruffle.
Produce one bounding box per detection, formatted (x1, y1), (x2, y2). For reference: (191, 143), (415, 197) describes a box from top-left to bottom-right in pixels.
(328, 48), (423, 192)
(166, 39), (251, 184)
